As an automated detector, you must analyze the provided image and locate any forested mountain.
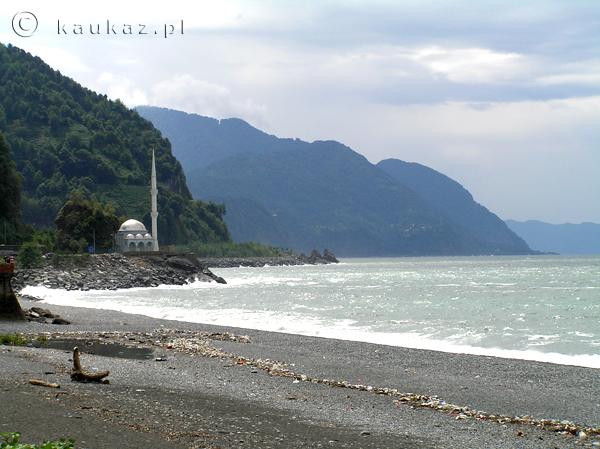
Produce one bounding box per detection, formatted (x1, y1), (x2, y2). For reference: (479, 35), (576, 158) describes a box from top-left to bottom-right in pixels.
(186, 141), (526, 256)
(377, 159), (530, 254)
(135, 106), (306, 173)
(505, 220), (600, 255)
(137, 106), (534, 256)
(0, 43), (230, 246)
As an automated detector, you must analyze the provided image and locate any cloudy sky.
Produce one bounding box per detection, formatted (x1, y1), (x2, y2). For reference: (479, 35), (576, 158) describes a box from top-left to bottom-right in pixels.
(2, 0), (599, 224)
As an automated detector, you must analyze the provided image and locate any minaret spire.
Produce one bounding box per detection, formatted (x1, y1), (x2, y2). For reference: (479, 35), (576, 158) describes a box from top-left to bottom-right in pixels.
(151, 149), (159, 251)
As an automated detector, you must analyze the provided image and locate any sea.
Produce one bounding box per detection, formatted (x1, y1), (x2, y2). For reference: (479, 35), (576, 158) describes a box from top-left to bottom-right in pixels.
(24, 255), (600, 369)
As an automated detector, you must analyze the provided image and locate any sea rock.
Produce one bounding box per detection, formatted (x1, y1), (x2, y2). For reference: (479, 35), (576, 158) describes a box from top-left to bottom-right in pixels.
(198, 249), (339, 268)
(24, 307), (70, 324)
(323, 249), (339, 263)
(51, 317), (71, 325)
(30, 307), (57, 318)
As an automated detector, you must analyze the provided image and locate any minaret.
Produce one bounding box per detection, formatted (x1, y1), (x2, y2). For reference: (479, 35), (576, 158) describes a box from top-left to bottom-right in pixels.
(151, 150), (160, 251)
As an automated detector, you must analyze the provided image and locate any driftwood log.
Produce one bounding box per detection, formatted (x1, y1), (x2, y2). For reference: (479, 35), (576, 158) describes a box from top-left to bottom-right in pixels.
(29, 379), (60, 388)
(70, 347), (109, 382)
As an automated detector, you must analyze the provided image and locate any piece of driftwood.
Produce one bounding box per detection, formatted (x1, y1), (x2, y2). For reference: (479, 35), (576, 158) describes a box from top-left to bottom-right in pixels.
(29, 379), (60, 388)
(70, 347), (109, 382)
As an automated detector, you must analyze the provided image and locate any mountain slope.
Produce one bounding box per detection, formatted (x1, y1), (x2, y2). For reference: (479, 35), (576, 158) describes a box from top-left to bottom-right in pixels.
(187, 140), (502, 256)
(377, 159), (531, 254)
(137, 106), (534, 256)
(135, 106), (306, 173)
(202, 196), (292, 246)
(0, 43), (230, 246)
(505, 220), (600, 254)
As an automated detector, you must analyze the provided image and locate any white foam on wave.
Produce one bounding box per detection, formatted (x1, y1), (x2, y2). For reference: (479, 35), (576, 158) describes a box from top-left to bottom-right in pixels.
(27, 284), (600, 369)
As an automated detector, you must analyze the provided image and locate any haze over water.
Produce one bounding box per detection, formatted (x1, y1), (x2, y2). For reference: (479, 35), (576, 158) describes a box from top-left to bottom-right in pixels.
(30, 255), (600, 368)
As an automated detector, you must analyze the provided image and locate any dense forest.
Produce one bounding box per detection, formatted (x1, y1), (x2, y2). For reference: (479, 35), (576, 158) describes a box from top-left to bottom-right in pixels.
(0, 130), (22, 243)
(0, 43), (230, 247)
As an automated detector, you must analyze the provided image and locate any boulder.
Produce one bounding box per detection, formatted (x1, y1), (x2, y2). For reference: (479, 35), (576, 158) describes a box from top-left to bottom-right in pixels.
(323, 249), (339, 263)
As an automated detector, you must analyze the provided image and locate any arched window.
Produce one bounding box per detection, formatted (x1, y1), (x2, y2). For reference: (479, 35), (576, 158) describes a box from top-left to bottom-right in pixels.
(128, 242), (136, 252)
(137, 242), (145, 251)
(146, 242), (153, 251)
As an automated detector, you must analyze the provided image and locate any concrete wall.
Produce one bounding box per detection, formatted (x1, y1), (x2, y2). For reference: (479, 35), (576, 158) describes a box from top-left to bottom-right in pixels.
(0, 264), (25, 320)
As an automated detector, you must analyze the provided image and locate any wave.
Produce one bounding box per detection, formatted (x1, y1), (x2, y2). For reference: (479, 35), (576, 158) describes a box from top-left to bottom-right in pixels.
(25, 284), (600, 369)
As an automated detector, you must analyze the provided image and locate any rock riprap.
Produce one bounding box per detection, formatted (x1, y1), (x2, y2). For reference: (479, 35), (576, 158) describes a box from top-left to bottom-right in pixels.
(11, 253), (226, 292)
(199, 248), (339, 268)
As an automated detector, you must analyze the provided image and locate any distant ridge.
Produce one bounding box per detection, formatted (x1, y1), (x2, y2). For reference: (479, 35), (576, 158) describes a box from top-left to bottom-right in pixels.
(137, 106), (535, 257)
(505, 220), (600, 255)
(186, 141), (463, 256)
(377, 159), (530, 254)
(135, 106), (306, 173)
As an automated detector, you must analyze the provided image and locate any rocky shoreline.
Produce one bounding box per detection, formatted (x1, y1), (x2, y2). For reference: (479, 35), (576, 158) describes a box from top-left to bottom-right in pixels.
(11, 253), (226, 293)
(7, 250), (339, 325)
(199, 248), (339, 268)
(10, 249), (339, 292)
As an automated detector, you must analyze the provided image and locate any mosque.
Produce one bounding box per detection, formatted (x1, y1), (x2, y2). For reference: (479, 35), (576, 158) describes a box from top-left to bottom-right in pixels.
(114, 151), (160, 253)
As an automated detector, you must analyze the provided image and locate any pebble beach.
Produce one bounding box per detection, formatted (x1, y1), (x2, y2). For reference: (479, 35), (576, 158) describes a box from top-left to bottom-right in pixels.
(1, 297), (599, 449)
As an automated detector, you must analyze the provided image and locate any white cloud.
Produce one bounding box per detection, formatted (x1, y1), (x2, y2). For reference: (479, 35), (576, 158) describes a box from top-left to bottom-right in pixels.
(95, 72), (148, 106)
(19, 45), (89, 74)
(149, 74), (270, 129)
(415, 47), (525, 84)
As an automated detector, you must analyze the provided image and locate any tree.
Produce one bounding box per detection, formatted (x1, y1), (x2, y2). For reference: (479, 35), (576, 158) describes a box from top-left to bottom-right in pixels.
(18, 241), (42, 268)
(0, 130), (22, 243)
(55, 192), (120, 252)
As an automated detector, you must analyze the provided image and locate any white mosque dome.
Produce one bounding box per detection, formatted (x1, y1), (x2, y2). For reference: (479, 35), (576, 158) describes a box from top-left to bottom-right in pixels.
(116, 152), (159, 253)
(119, 219), (147, 233)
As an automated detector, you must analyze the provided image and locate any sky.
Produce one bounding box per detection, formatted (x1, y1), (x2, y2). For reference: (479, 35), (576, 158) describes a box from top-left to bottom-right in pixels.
(2, 0), (599, 224)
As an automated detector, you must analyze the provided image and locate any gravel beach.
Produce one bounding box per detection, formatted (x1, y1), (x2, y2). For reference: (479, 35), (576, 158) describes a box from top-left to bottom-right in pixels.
(1, 298), (599, 448)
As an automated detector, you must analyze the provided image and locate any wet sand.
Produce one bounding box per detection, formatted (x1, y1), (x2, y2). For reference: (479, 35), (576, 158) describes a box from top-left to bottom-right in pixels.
(1, 298), (598, 448)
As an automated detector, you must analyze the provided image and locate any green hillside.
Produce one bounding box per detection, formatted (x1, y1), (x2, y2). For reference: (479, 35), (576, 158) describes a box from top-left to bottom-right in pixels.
(187, 141), (488, 256)
(0, 43), (230, 246)
(135, 106), (306, 173)
(377, 159), (531, 254)
(202, 196), (292, 246)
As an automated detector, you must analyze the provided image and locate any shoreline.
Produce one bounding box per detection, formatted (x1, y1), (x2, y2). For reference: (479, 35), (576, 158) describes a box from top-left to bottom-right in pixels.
(21, 283), (600, 370)
(197, 251), (339, 268)
(1, 299), (599, 448)
(10, 252), (339, 293)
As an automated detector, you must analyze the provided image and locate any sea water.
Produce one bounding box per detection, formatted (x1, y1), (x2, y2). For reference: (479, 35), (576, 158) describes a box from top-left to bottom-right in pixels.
(26, 255), (600, 368)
